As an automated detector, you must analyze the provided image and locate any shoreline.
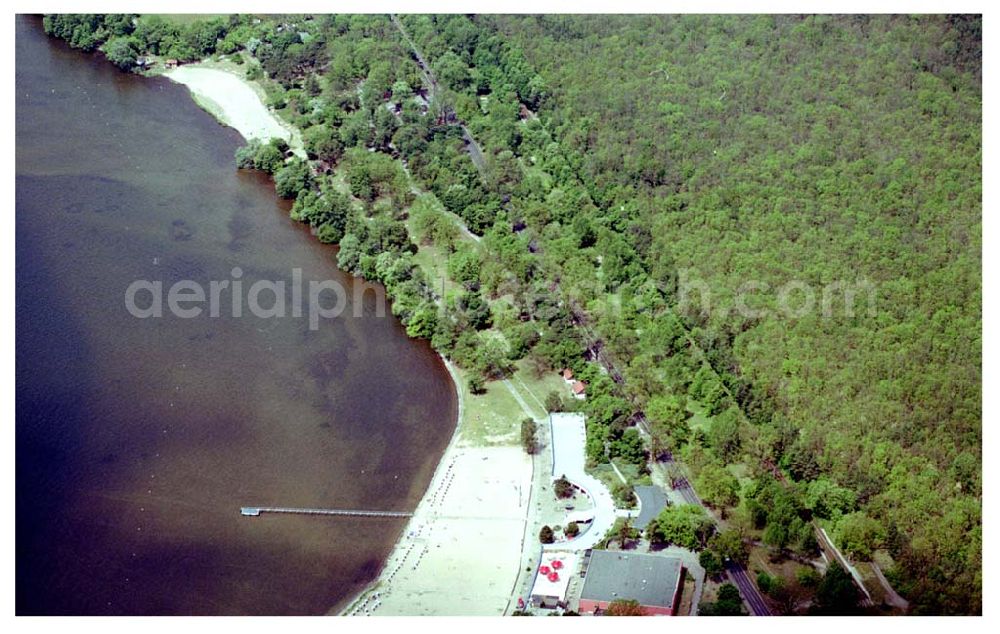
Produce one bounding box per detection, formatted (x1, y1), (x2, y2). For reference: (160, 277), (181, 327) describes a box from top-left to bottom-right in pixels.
(330, 354), (465, 615)
(337, 357), (535, 616)
(161, 63), (305, 157)
(164, 58), (533, 616)
(333, 354), (464, 616)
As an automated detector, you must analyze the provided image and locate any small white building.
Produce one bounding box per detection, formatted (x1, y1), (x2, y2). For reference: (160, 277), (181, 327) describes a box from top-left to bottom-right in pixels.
(529, 551), (578, 609)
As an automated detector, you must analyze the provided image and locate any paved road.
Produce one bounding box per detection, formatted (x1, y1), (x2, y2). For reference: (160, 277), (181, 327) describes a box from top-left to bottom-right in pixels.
(671, 473), (772, 616)
(726, 561), (772, 616)
(548, 413), (618, 551)
(390, 14), (487, 174)
(674, 478), (702, 506)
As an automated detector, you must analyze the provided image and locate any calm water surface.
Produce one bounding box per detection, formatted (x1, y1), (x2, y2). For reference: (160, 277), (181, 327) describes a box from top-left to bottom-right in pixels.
(15, 15), (456, 615)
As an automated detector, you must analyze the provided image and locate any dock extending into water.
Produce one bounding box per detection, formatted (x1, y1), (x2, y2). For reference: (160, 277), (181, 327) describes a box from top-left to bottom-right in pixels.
(240, 506), (412, 518)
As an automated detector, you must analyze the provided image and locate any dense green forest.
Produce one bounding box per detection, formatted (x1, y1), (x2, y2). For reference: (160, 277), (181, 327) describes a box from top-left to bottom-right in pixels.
(395, 14), (982, 614)
(43, 13), (982, 614)
(488, 15), (982, 613)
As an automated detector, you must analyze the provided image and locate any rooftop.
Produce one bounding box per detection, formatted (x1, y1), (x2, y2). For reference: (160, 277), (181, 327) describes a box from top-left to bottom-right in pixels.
(579, 550), (683, 608)
(633, 485), (669, 530)
(530, 551), (578, 601)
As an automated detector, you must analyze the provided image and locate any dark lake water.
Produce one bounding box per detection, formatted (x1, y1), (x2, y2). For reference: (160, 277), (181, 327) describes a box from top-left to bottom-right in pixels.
(15, 15), (456, 615)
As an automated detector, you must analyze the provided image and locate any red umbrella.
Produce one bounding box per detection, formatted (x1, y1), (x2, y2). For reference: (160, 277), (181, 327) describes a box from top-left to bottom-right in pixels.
(539, 565), (551, 575)
(548, 572), (559, 582)
(551, 560), (563, 570)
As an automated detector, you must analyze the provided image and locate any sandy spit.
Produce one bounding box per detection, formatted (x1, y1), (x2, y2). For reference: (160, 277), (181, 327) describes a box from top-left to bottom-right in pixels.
(164, 65), (304, 156)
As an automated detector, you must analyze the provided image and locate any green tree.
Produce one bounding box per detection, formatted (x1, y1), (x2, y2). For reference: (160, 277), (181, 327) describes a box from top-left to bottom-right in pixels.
(468, 375), (485, 395)
(611, 481), (636, 508)
(699, 549), (723, 578)
(303, 125), (345, 164)
(521, 418), (538, 455)
(709, 529), (750, 565)
(707, 407), (742, 463)
(553, 475), (573, 499)
(273, 158), (312, 199)
(834, 512), (885, 560)
(647, 504), (714, 550)
(432, 50), (471, 91)
(545, 391), (564, 412)
(604, 599), (644, 616)
(646, 394), (691, 451)
(695, 462), (740, 509)
(405, 303), (438, 339)
(608, 428), (646, 467)
(102, 36), (138, 70)
(812, 563), (860, 615)
(539, 525), (555, 544)
(699, 583), (746, 616)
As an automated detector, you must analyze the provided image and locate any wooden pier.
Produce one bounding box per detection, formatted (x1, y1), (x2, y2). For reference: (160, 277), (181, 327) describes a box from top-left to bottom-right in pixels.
(240, 506), (411, 518)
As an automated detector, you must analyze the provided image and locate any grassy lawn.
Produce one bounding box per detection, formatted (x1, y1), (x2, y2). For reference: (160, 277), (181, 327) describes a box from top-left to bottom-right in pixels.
(407, 231), (452, 299)
(687, 400), (712, 432)
(458, 369), (530, 447)
(727, 462), (755, 490)
(588, 463), (623, 489)
(611, 458), (653, 486)
(747, 544), (819, 599)
(510, 359), (567, 414)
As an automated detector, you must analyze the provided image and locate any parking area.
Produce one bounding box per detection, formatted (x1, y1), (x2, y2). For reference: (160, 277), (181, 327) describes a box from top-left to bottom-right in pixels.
(547, 413), (617, 551)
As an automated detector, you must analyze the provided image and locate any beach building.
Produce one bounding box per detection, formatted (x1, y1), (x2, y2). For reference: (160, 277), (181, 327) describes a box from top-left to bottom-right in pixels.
(578, 550), (684, 616)
(633, 485), (670, 531)
(529, 551), (578, 609)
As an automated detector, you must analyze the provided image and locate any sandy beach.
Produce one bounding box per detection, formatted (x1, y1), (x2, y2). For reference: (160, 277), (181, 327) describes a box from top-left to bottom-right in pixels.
(340, 359), (534, 616)
(164, 59), (536, 616)
(164, 65), (304, 156)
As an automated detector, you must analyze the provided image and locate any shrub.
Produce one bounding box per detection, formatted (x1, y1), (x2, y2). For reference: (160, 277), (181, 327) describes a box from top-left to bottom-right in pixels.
(553, 475), (574, 499)
(699, 549), (723, 577)
(612, 481), (636, 508)
(521, 418), (538, 455)
(539, 525), (554, 544)
(468, 376), (485, 395)
(273, 158), (312, 199)
(545, 391), (564, 412)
